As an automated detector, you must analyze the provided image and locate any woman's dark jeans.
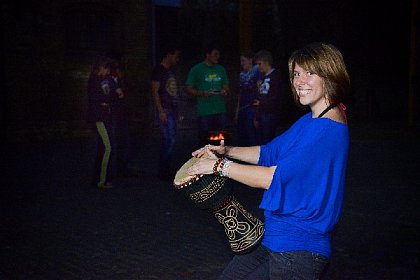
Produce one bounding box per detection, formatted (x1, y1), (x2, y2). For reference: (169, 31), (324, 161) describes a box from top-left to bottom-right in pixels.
(219, 245), (329, 280)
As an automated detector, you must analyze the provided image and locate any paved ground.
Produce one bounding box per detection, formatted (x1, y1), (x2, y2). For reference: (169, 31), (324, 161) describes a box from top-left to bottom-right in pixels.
(1, 121), (419, 280)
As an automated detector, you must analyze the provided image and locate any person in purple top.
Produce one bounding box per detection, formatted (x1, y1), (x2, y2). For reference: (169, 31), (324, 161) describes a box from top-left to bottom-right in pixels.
(187, 42), (350, 279)
(87, 56), (122, 189)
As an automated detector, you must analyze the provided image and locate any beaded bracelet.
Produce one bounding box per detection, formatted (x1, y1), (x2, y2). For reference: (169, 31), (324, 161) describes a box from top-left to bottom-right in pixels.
(218, 158), (233, 177)
(213, 157), (224, 176)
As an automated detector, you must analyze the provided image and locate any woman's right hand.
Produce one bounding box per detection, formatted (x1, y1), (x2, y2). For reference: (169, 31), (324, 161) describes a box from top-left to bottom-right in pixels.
(187, 157), (217, 176)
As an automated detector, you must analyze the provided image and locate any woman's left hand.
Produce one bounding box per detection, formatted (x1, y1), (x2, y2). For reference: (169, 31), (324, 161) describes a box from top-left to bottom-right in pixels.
(188, 146), (219, 175)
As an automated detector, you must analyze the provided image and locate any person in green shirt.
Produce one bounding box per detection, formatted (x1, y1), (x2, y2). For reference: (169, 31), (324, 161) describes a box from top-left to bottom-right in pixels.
(186, 45), (229, 147)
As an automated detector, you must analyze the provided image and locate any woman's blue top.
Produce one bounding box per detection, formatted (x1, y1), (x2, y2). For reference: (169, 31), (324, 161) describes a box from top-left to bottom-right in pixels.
(258, 112), (349, 258)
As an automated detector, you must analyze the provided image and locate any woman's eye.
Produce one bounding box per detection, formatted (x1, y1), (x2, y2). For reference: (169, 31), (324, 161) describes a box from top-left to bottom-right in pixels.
(307, 71), (313, 76)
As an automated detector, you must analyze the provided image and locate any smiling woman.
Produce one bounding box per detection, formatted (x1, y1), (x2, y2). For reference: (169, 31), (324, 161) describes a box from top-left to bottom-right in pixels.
(288, 42), (350, 123)
(186, 42), (351, 280)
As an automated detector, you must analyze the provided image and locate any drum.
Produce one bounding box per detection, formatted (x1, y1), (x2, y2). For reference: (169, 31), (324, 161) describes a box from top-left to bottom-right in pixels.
(173, 156), (232, 209)
(173, 156), (264, 254)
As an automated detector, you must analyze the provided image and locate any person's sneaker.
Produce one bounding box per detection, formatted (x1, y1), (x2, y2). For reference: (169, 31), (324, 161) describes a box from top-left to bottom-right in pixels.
(98, 182), (113, 189)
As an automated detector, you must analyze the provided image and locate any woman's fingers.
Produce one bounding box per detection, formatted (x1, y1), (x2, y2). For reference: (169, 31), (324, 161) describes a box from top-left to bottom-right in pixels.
(191, 146), (206, 157)
(204, 146), (218, 159)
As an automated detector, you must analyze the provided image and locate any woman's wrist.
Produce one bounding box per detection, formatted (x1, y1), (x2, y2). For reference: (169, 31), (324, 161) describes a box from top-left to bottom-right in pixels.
(213, 157), (233, 177)
(219, 158), (233, 177)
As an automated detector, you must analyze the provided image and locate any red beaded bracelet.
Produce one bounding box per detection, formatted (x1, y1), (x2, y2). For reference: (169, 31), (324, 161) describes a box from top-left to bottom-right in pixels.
(213, 157), (224, 176)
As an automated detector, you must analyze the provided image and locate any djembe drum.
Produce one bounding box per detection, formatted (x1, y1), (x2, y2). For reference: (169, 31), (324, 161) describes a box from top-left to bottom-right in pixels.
(173, 156), (264, 254)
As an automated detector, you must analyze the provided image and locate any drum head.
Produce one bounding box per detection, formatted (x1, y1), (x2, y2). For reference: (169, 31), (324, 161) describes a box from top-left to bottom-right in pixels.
(173, 156), (203, 189)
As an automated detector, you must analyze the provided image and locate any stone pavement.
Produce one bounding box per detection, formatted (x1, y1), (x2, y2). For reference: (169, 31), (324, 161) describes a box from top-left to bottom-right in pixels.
(1, 122), (419, 279)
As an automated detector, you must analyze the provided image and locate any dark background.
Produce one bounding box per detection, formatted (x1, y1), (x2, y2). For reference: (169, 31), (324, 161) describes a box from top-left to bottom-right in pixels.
(2, 0), (418, 140)
(1, 1), (419, 279)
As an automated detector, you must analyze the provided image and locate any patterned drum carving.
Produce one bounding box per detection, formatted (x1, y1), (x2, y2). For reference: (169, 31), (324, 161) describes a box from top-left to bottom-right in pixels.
(174, 156), (264, 254)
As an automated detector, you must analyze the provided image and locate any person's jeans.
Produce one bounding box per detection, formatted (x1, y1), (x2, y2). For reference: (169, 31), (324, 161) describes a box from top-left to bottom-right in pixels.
(197, 113), (227, 147)
(237, 107), (258, 146)
(219, 245), (269, 280)
(219, 245), (329, 280)
(268, 250), (329, 280)
(158, 109), (176, 176)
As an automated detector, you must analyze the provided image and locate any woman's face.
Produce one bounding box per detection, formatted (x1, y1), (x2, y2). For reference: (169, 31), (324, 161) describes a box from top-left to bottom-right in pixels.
(292, 63), (326, 113)
(240, 56), (253, 71)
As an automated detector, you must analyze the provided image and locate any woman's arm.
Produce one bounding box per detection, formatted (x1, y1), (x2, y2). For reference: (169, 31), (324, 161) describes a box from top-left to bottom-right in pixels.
(191, 140), (261, 165)
(188, 143), (275, 189)
(228, 163), (275, 189)
(187, 155), (275, 190)
(225, 146), (260, 165)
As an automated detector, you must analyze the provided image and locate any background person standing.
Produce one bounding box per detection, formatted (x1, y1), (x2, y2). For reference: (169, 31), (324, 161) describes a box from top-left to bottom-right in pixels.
(186, 45), (229, 147)
(253, 49), (283, 144)
(87, 56), (121, 189)
(151, 47), (181, 181)
(234, 52), (260, 146)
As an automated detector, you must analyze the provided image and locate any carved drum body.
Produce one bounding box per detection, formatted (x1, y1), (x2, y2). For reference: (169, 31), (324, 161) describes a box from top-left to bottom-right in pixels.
(174, 157), (264, 254)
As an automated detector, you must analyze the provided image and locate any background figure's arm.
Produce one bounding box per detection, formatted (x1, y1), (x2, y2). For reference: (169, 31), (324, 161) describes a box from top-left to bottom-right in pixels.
(152, 80), (167, 124)
(234, 94), (241, 124)
(186, 85), (209, 97)
(221, 84), (229, 96)
(151, 81), (163, 112)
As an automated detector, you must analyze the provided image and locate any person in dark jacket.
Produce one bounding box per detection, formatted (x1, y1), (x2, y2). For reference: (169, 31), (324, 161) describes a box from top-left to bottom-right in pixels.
(87, 56), (122, 189)
(253, 50), (283, 144)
